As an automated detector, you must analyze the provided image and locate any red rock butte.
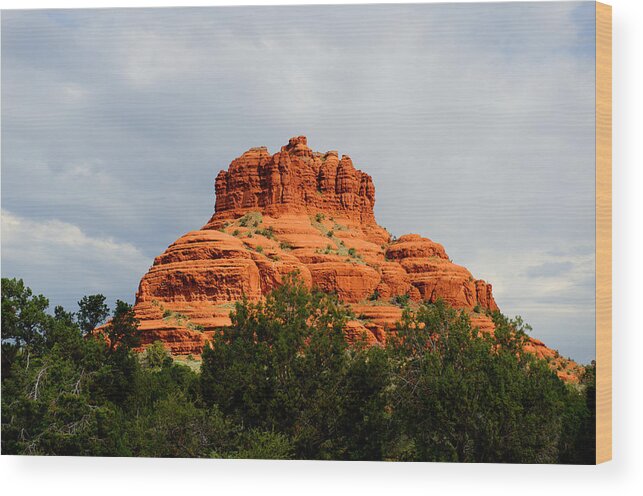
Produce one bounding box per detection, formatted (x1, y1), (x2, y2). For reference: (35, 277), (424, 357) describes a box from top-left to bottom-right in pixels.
(133, 136), (582, 381)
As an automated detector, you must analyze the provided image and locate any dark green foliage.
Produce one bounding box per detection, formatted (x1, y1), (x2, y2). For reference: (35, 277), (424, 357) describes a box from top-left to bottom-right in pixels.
(105, 300), (140, 353)
(142, 341), (173, 370)
(391, 294), (410, 308)
(2, 278), (50, 353)
(231, 429), (294, 460)
(256, 226), (274, 239)
(1, 277), (595, 463)
(128, 395), (234, 458)
(200, 274), (372, 459)
(557, 363), (596, 464)
(388, 301), (589, 463)
(76, 294), (109, 335)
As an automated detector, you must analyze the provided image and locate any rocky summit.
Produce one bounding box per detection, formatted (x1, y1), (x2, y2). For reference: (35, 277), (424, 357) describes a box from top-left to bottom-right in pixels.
(133, 136), (581, 381)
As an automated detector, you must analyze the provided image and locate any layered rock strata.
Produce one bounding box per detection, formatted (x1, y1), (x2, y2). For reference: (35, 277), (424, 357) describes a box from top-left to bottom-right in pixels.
(132, 136), (582, 381)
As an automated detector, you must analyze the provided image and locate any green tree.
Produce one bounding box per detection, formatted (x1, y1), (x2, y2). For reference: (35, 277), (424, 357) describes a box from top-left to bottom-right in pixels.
(337, 343), (391, 460)
(76, 294), (109, 335)
(88, 301), (140, 408)
(1, 280), (128, 456)
(231, 429), (294, 460)
(1, 278), (51, 360)
(104, 300), (140, 353)
(388, 300), (569, 463)
(129, 394), (234, 458)
(1, 277), (596, 462)
(142, 341), (173, 370)
(201, 274), (389, 459)
(558, 363), (596, 464)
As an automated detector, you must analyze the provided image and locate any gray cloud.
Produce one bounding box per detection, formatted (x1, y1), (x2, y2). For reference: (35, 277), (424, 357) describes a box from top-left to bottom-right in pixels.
(1, 210), (151, 307)
(1, 2), (596, 362)
(526, 261), (575, 278)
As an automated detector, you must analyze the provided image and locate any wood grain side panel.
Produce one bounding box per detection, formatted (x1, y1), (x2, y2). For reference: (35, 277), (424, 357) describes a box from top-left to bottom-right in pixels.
(595, 1), (612, 465)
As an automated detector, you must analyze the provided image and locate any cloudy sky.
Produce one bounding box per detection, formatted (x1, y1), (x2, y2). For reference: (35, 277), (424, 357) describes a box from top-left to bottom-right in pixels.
(1, 2), (596, 362)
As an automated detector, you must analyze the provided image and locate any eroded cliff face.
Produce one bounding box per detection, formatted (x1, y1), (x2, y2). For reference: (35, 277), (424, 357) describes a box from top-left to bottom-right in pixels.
(133, 136), (581, 381)
(212, 136), (376, 224)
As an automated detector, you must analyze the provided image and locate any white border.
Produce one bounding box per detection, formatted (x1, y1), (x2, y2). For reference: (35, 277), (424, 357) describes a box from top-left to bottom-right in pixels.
(1, 1), (641, 494)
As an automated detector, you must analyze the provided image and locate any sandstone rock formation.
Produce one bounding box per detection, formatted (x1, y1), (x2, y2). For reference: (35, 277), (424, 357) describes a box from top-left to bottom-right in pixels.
(133, 136), (582, 381)
(212, 136), (376, 224)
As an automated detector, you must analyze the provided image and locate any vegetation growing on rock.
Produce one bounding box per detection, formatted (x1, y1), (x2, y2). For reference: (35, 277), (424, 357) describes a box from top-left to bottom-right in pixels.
(2, 277), (594, 462)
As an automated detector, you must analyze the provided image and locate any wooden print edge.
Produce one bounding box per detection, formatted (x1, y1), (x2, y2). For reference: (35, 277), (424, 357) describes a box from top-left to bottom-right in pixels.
(595, 1), (612, 465)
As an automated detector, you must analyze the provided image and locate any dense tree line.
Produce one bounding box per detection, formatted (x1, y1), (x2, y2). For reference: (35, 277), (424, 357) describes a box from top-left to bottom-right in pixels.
(1, 276), (595, 462)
